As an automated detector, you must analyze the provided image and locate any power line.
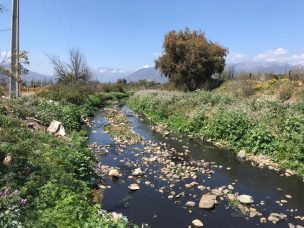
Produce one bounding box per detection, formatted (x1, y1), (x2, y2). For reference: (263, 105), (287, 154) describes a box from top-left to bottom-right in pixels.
(42, 0), (61, 42)
(0, 28), (11, 32)
(62, 0), (76, 45)
(51, 0), (70, 46)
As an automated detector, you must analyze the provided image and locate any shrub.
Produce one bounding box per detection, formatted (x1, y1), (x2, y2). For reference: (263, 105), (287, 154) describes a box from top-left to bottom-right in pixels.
(202, 110), (252, 146)
(279, 84), (293, 101)
(242, 124), (276, 154)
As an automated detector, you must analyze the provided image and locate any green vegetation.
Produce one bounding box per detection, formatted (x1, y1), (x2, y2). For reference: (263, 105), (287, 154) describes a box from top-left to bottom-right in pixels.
(0, 85), (131, 227)
(155, 28), (227, 91)
(128, 80), (304, 174)
(104, 108), (141, 143)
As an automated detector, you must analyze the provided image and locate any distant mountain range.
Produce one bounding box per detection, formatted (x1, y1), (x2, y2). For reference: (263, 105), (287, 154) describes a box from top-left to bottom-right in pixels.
(93, 67), (133, 83)
(125, 67), (168, 83)
(92, 66), (167, 83)
(1, 62), (302, 84)
(227, 61), (301, 74)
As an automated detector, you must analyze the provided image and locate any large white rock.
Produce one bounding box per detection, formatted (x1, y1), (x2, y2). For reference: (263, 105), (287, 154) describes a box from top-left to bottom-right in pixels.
(238, 195), (254, 204)
(199, 193), (217, 209)
(47, 120), (66, 136)
(108, 169), (120, 177)
(237, 150), (246, 159)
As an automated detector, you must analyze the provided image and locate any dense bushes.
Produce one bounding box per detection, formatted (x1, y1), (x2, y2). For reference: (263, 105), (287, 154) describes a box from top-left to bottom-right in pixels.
(0, 91), (130, 227)
(128, 90), (304, 174)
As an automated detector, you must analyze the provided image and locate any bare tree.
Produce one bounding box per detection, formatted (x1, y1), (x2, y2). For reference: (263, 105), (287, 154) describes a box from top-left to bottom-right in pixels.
(49, 49), (92, 83)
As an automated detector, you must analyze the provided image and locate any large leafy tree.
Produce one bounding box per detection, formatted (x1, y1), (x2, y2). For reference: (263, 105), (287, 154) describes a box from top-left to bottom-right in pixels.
(155, 28), (228, 91)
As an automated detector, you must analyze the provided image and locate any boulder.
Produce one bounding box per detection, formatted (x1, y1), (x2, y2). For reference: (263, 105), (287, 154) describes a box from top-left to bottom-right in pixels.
(238, 195), (254, 204)
(199, 193), (217, 209)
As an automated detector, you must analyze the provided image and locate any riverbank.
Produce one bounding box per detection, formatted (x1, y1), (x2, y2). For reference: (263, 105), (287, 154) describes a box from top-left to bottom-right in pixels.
(128, 88), (304, 176)
(0, 92), (131, 227)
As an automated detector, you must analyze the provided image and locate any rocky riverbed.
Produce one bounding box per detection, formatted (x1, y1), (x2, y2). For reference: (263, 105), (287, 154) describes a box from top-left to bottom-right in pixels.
(88, 105), (304, 228)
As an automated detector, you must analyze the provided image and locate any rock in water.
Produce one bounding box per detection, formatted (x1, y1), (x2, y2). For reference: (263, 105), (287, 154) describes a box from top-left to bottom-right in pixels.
(132, 167), (143, 176)
(185, 201), (196, 207)
(192, 219), (204, 227)
(268, 213), (287, 223)
(238, 195), (254, 204)
(237, 150), (246, 159)
(128, 184), (140, 191)
(199, 193), (217, 209)
(108, 169), (120, 177)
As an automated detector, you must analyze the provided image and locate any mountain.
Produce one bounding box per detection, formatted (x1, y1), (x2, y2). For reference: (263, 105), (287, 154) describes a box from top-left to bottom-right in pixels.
(125, 67), (168, 83)
(23, 71), (54, 83)
(229, 61), (294, 74)
(93, 67), (133, 83)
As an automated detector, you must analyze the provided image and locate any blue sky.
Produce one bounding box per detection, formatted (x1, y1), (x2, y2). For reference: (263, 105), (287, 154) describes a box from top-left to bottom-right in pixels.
(1, 0), (304, 75)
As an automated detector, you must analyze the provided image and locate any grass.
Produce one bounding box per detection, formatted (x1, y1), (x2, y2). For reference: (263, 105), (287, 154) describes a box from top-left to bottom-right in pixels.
(128, 79), (304, 175)
(0, 85), (132, 227)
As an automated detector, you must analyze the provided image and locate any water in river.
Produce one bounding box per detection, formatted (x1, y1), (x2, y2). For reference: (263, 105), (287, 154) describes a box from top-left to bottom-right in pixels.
(88, 105), (304, 228)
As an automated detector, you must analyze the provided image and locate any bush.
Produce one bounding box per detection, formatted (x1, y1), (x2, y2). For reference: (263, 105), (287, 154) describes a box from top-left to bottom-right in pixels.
(202, 110), (252, 146)
(242, 124), (276, 154)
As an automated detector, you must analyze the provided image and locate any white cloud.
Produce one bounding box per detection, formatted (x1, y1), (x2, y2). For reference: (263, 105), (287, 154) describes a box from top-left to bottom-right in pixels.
(142, 64), (150, 69)
(254, 48), (288, 62)
(227, 48), (304, 65)
(226, 52), (248, 63)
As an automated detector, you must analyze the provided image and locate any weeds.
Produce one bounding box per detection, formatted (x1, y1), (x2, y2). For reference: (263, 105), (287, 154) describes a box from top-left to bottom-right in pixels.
(128, 89), (304, 174)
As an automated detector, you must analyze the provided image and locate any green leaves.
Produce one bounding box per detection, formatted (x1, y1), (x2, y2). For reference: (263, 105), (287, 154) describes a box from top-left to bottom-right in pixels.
(129, 90), (304, 174)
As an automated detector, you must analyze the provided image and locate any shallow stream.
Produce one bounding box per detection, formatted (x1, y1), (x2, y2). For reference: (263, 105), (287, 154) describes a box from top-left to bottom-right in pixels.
(88, 105), (304, 228)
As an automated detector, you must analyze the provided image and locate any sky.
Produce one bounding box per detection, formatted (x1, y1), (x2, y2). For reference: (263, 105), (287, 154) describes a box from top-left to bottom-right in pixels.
(0, 0), (304, 75)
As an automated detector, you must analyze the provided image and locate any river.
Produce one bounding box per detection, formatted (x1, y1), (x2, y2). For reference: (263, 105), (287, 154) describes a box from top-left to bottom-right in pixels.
(88, 105), (304, 228)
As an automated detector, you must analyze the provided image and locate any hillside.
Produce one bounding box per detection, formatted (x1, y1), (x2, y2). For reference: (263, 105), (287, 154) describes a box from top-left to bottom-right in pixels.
(125, 67), (168, 83)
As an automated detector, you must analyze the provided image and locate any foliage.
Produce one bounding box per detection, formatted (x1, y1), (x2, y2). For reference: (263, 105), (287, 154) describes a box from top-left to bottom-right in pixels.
(0, 91), (130, 227)
(128, 89), (304, 174)
(155, 28), (228, 91)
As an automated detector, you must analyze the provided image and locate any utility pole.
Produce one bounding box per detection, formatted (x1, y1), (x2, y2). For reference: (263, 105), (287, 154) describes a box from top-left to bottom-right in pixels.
(10, 0), (19, 98)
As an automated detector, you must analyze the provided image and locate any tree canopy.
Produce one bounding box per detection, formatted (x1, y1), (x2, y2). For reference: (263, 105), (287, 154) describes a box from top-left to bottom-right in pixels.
(155, 28), (228, 91)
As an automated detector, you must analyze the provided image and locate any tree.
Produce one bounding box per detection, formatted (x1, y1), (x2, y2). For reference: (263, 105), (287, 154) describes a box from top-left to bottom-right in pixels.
(117, 78), (127, 84)
(49, 49), (92, 84)
(155, 28), (228, 91)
